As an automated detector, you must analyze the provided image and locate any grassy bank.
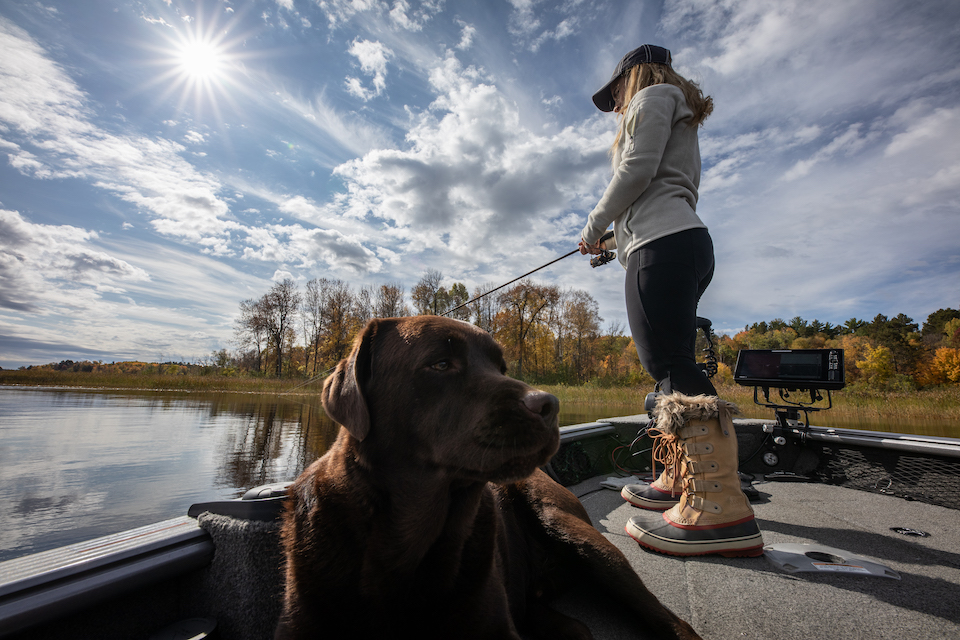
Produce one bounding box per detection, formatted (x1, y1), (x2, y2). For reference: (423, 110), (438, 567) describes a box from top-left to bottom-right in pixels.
(3, 369), (959, 427)
(0, 369), (326, 395)
(535, 383), (960, 429)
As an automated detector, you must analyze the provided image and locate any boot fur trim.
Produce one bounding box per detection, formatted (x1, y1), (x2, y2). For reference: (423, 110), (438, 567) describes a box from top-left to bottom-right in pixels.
(652, 393), (740, 436)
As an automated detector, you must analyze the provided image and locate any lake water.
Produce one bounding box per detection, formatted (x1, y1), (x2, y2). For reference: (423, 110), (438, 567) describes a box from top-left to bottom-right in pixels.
(0, 386), (955, 563)
(0, 386), (612, 563)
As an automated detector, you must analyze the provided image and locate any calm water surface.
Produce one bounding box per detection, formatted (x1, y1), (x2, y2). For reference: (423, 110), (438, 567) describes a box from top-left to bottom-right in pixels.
(0, 386), (955, 563)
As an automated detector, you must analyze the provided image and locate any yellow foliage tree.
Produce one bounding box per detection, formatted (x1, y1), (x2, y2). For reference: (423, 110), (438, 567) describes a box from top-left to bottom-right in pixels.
(856, 344), (896, 387)
(826, 334), (871, 384)
(923, 347), (960, 385)
(944, 318), (960, 348)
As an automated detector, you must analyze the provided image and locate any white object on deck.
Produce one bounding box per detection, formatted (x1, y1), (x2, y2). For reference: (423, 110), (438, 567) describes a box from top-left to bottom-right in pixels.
(763, 543), (901, 579)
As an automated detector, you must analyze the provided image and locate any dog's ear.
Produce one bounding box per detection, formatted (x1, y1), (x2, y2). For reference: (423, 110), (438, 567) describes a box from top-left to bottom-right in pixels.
(321, 318), (385, 441)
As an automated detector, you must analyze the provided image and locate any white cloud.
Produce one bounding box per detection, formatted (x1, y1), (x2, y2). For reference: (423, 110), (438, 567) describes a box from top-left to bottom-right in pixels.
(387, 0), (443, 31)
(317, 0), (385, 29)
(506, 0), (582, 51)
(328, 52), (611, 270)
(781, 123), (872, 181)
(0, 209), (149, 313)
(269, 85), (390, 161)
(345, 39), (393, 100)
(507, 0), (540, 36)
(456, 20), (476, 50)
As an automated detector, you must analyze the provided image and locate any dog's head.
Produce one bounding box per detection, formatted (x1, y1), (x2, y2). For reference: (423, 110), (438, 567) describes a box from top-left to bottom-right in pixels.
(322, 316), (560, 483)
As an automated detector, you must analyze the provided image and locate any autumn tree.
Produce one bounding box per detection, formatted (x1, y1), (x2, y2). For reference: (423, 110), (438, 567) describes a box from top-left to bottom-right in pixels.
(373, 283), (409, 318)
(496, 280), (560, 378)
(446, 282), (471, 321)
(412, 269), (446, 315)
(862, 313), (922, 375)
(324, 279), (359, 364)
(565, 290), (602, 382)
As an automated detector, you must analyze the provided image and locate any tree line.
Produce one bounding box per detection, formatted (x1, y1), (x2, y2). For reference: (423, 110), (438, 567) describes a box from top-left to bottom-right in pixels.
(708, 309), (960, 390)
(231, 271), (641, 386)
(19, 272), (957, 393)
(232, 273), (960, 390)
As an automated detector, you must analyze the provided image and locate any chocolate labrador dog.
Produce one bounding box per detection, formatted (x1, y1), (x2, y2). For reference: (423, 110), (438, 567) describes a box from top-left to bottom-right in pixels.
(276, 316), (699, 640)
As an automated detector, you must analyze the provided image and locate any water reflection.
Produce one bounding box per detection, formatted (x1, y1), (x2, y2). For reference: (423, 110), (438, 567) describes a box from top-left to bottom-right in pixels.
(0, 388), (342, 562)
(210, 395), (340, 493)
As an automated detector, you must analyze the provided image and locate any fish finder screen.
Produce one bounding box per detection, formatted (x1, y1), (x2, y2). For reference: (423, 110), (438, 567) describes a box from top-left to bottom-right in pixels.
(779, 353), (821, 380)
(734, 349), (845, 390)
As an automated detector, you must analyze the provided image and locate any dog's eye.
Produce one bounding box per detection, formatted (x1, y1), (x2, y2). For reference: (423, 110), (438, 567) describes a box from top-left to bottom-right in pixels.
(431, 360), (450, 371)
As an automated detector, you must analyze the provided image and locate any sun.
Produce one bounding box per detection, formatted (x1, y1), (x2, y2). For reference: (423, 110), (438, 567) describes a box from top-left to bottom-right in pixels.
(140, 8), (256, 124)
(177, 40), (225, 81)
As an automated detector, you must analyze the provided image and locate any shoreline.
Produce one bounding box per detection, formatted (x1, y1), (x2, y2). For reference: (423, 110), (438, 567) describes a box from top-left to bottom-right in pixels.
(3, 371), (959, 438)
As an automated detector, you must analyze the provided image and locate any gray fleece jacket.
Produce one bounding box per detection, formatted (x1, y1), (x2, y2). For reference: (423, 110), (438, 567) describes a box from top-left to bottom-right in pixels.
(580, 83), (706, 268)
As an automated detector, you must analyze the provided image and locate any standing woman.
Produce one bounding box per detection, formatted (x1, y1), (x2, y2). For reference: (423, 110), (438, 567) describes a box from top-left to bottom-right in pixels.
(580, 45), (763, 557)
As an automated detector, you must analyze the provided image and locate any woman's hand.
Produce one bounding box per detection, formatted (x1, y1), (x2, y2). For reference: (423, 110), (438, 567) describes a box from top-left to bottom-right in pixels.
(578, 237), (606, 255)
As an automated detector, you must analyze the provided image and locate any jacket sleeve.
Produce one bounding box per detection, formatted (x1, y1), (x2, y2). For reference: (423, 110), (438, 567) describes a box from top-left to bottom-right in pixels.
(581, 91), (676, 245)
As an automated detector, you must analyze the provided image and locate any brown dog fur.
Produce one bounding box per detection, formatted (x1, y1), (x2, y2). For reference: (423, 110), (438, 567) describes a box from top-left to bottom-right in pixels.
(276, 316), (700, 640)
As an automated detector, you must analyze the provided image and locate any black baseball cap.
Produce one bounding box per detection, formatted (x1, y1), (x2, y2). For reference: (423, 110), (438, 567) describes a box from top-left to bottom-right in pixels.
(592, 44), (672, 112)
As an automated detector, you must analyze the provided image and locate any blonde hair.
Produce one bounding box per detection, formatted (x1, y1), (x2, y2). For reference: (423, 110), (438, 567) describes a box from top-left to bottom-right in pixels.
(609, 63), (713, 159)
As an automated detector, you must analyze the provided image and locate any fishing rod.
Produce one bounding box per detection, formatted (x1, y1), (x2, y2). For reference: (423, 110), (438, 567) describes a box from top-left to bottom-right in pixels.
(443, 230), (615, 318)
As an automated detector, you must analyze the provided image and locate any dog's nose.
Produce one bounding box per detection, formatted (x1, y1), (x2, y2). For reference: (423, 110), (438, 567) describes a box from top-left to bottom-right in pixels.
(522, 390), (560, 422)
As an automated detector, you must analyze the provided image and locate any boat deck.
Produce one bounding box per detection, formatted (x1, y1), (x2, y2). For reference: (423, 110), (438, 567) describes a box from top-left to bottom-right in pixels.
(556, 476), (960, 640)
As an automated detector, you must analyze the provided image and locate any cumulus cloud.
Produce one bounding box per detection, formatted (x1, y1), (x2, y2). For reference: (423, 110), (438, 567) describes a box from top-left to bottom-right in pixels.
(328, 52), (610, 269)
(242, 223), (381, 273)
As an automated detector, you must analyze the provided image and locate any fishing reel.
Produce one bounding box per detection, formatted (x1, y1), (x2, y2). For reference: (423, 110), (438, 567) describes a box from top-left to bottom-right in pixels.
(590, 249), (617, 268)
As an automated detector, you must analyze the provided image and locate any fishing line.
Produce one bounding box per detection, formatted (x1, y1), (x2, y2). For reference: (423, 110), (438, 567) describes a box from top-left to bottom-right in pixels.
(443, 230), (615, 318)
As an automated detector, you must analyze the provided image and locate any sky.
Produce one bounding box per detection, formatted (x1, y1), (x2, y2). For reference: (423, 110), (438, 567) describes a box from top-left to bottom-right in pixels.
(1, 0), (959, 369)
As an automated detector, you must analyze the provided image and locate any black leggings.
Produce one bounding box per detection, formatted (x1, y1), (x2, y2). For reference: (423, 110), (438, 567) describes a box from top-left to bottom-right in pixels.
(625, 228), (717, 397)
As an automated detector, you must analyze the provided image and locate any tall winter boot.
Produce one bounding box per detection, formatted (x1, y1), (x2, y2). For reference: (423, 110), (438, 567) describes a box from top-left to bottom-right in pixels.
(621, 423), (683, 510)
(625, 393), (764, 558)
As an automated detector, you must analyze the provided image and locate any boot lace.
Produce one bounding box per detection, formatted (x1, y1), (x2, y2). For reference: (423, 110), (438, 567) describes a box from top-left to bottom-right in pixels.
(648, 422), (683, 497)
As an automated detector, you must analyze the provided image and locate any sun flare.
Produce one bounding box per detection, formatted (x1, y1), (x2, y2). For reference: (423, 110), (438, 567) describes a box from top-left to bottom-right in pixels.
(178, 40), (224, 80)
(142, 8), (259, 124)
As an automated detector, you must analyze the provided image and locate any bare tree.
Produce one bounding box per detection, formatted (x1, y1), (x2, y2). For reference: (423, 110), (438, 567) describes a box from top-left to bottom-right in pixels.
(324, 279), (357, 364)
(263, 279), (302, 377)
(235, 297), (268, 373)
(355, 285), (374, 324)
(412, 269), (445, 315)
(470, 283), (498, 332)
(374, 283), (409, 318)
(301, 278), (330, 376)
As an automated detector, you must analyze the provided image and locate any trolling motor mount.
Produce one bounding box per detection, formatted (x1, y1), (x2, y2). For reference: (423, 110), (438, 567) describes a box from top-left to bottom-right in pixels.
(734, 349), (845, 472)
